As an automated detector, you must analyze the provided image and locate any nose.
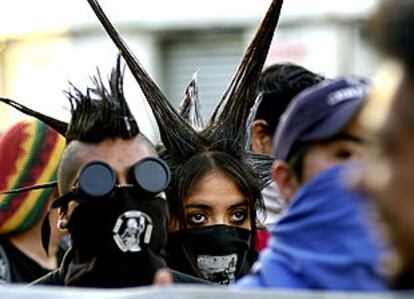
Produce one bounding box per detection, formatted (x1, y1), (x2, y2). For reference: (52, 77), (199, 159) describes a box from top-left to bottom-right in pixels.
(210, 215), (230, 226)
(117, 173), (129, 185)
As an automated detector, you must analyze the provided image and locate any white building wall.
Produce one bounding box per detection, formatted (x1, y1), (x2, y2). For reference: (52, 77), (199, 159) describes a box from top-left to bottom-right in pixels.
(0, 0), (383, 133)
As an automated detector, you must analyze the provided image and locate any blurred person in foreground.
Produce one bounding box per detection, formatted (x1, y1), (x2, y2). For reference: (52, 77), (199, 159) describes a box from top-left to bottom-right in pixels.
(251, 63), (325, 250)
(236, 76), (388, 290)
(0, 119), (66, 283)
(355, 0), (414, 289)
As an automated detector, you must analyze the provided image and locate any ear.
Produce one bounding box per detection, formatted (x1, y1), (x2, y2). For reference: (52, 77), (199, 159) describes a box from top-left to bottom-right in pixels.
(272, 160), (298, 201)
(57, 207), (69, 231)
(251, 120), (273, 155)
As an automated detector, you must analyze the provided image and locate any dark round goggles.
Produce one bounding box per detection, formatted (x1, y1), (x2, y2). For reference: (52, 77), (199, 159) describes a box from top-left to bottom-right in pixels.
(52, 157), (170, 208)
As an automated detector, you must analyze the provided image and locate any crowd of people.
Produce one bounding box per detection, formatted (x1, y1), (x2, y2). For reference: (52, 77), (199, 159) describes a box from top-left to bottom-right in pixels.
(0, 0), (413, 292)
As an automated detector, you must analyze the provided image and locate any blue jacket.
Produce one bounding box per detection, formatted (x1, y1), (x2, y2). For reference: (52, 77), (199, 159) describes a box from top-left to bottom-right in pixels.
(236, 166), (387, 290)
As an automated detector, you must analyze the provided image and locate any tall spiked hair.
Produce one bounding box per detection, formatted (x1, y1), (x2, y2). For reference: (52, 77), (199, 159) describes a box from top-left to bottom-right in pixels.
(0, 98), (68, 136)
(86, 0), (283, 188)
(177, 72), (204, 132)
(0, 0), (282, 188)
(0, 56), (138, 144)
(65, 56), (139, 143)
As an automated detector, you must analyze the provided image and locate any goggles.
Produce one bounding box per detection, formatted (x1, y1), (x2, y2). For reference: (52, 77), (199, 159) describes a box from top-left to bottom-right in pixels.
(52, 156), (170, 208)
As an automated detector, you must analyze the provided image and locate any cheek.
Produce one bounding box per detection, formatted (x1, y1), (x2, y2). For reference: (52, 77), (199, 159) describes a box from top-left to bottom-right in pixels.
(239, 220), (251, 230)
(302, 151), (337, 183)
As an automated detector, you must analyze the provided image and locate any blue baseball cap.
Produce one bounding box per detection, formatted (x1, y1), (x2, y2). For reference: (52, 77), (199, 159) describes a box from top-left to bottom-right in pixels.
(272, 76), (369, 160)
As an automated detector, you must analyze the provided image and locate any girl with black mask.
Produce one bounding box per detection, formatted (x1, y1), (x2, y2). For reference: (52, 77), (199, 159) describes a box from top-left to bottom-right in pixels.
(165, 151), (262, 285)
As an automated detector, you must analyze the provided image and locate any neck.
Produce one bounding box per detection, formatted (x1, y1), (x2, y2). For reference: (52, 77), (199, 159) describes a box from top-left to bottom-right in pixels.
(9, 219), (59, 270)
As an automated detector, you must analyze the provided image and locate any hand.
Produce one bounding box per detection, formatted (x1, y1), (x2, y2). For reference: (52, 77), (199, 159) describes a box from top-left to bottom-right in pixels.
(153, 268), (173, 286)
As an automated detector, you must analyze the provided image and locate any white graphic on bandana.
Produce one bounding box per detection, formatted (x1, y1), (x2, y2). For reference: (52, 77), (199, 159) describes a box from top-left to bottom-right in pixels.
(197, 253), (238, 285)
(113, 210), (153, 252)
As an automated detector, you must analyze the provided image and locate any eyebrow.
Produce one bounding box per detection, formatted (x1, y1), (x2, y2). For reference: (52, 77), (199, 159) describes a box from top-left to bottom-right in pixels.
(228, 202), (249, 210)
(185, 203), (212, 210)
(184, 201), (248, 210)
(324, 132), (367, 144)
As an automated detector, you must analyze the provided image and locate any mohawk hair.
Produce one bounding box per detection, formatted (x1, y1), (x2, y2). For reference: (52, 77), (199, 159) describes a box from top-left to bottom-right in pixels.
(65, 56), (139, 144)
(0, 0), (282, 189)
(0, 57), (139, 143)
(86, 0), (283, 189)
(177, 72), (204, 131)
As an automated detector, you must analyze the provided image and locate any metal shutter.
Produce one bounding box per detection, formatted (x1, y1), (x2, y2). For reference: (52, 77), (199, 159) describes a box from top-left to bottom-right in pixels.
(162, 31), (245, 120)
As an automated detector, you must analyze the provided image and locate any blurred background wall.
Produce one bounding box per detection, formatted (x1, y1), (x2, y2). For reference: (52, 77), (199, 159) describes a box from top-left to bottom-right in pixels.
(0, 0), (382, 142)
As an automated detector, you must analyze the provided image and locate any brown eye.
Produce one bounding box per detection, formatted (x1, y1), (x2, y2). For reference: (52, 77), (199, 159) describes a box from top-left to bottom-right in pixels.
(230, 210), (247, 224)
(187, 213), (207, 226)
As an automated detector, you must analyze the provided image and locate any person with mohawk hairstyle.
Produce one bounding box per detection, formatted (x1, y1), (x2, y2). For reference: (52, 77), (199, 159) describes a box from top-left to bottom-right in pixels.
(0, 119), (66, 283)
(16, 58), (205, 287)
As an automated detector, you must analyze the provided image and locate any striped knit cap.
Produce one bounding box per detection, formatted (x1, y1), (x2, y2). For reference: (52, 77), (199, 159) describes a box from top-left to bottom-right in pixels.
(0, 119), (65, 235)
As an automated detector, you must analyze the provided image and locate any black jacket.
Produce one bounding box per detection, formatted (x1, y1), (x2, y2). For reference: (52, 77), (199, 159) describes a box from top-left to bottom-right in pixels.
(32, 249), (208, 287)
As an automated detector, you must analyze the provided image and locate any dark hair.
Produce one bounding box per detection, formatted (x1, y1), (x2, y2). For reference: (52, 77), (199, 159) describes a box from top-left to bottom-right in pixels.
(370, 0), (414, 76)
(167, 151), (263, 244)
(255, 63), (325, 136)
(286, 142), (310, 182)
(65, 57), (140, 144)
(58, 58), (155, 199)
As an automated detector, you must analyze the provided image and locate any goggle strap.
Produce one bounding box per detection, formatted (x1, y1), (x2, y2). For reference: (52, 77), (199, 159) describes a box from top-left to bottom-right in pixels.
(0, 181), (58, 195)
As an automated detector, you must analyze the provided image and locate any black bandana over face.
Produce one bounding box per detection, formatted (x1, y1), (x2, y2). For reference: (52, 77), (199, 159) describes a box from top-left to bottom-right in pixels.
(65, 187), (168, 287)
(54, 158), (170, 287)
(165, 225), (251, 285)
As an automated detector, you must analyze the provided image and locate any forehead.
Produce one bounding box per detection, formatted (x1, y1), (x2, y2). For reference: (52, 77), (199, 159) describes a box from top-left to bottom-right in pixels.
(186, 171), (245, 207)
(341, 114), (370, 140)
(69, 138), (155, 179)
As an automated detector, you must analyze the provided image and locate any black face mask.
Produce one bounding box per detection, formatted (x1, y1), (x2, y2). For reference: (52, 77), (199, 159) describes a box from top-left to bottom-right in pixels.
(46, 157), (171, 287)
(65, 186), (168, 287)
(165, 225), (252, 285)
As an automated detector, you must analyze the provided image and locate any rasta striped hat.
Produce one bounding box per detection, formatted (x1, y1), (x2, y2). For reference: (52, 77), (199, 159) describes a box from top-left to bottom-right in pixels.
(0, 119), (65, 235)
